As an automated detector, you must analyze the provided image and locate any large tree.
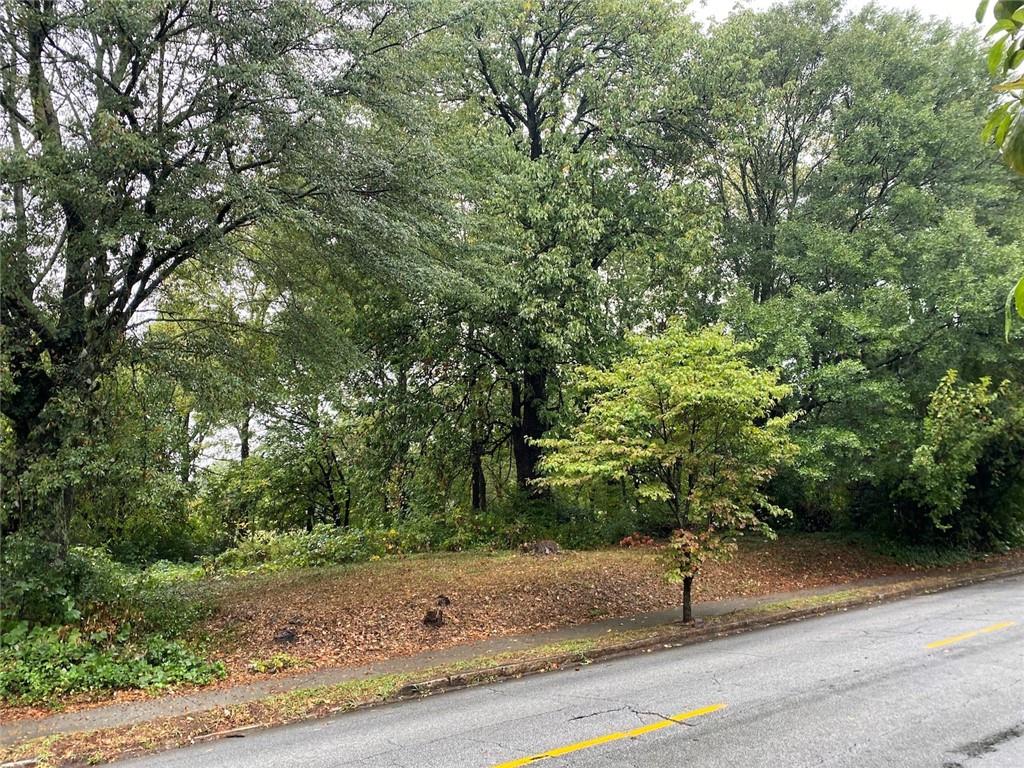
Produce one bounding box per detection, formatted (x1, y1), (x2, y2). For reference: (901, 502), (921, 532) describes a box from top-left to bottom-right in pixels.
(0, 0), (435, 551)
(659, 0), (1024, 531)
(440, 0), (701, 495)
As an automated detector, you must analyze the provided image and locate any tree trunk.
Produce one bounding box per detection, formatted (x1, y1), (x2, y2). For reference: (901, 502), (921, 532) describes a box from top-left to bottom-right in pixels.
(470, 440), (487, 512)
(343, 484), (351, 528)
(510, 368), (549, 497)
(238, 413), (251, 461)
(327, 483), (342, 527)
(682, 575), (694, 623)
(179, 410), (193, 484)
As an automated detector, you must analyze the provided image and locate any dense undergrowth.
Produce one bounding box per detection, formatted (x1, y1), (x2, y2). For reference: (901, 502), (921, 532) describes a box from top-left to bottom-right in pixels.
(0, 537), (222, 706)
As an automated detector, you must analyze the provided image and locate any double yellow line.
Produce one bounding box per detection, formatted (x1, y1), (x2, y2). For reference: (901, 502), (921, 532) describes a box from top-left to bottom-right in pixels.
(491, 703), (726, 767)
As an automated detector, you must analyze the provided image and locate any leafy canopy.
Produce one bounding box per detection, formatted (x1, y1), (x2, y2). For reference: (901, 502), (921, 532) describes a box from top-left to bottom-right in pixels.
(906, 371), (1005, 529)
(538, 323), (797, 575)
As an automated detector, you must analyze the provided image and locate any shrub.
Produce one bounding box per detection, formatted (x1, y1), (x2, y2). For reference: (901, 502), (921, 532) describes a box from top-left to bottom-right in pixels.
(0, 536), (223, 706)
(901, 372), (1024, 549)
(209, 525), (392, 572)
(0, 623), (225, 705)
(0, 536), (210, 634)
(0, 535), (83, 626)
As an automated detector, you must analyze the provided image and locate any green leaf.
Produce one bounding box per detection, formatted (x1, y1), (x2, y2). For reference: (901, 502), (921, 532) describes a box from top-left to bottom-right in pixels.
(988, 19), (1018, 37)
(1005, 276), (1024, 341)
(978, 0), (992, 23)
(1005, 114), (1024, 173)
(995, 111), (1014, 147)
(1014, 7), (1024, 22)
(1006, 283), (1018, 341)
(988, 35), (1009, 75)
(983, 104), (1010, 142)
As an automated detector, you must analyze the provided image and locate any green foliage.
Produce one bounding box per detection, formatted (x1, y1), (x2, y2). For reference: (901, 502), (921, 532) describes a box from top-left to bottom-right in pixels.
(668, 1), (1024, 541)
(901, 372), (1024, 548)
(539, 323), (798, 578)
(1008, 276), (1024, 339)
(194, 457), (294, 543)
(979, 0), (1024, 174)
(208, 525), (396, 573)
(905, 372), (1006, 527)
(0, 0), (443, 551)
(0, 536), (219, 705)
(978, 1), (1024, 332)
(0, 624), (224, 705)
(2, 0), (1024, 656)
(0, 536), (209, 634)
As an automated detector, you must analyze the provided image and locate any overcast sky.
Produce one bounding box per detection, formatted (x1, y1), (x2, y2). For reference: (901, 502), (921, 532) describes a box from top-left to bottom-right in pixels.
(694, 0), (978, 26)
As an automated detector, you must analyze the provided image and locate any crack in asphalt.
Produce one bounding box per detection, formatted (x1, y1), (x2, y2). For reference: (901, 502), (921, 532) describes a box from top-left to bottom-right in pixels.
(569, 706), (631, 721)
(630, 708), (698, 727)
(566, 703), (700, 729)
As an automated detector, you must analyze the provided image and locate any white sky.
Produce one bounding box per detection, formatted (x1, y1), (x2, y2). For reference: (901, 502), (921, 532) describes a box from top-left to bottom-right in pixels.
(694, 0), (977, 26)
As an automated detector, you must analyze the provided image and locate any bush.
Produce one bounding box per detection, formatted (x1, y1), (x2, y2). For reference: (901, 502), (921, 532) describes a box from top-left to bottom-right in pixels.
(0, 535), (210, 634)
(0, 623), (225, 705)
(0, 537), (223, 706)
(209, 525), (394, 572)
(900, 372), (1024, 550)
(0, 535), (84, 626)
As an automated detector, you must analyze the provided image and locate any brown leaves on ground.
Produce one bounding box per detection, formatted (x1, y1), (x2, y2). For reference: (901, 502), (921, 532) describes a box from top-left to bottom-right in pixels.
(204, 535), (917, 680)
(5, 536), (1020, 723)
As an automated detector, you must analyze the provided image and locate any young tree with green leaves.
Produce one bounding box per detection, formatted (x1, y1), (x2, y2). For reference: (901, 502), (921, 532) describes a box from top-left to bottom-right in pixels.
(538, 324), (797, 621)
(903, 371), (1024, 548)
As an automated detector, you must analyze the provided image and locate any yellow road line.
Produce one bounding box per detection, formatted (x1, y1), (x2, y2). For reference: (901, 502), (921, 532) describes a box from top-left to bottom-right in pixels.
(490, 703), (726, 767)
(925, 620), (1017, 649)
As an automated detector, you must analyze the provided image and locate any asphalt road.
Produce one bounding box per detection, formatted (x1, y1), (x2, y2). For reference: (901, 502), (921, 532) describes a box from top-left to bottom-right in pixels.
(122, 575), (1024, 768)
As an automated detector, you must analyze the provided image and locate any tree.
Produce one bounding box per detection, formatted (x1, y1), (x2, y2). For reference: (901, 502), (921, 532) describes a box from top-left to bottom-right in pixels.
(977, 1), (1024, 330)
(0, 0), (432, 552)
(538, 323), (797, 621)
(443, 0), (699, 496)
(902, 371), (1024, 548)
(659, 1), (1024, 533)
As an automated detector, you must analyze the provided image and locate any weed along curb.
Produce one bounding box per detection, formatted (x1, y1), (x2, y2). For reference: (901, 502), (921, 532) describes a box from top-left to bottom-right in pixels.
(3, 563), (1023, 768)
